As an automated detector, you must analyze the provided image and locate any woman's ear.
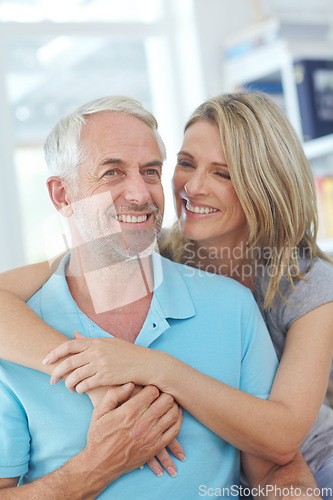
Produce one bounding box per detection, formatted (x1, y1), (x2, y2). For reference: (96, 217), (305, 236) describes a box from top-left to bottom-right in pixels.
(46, 177), (74, 217)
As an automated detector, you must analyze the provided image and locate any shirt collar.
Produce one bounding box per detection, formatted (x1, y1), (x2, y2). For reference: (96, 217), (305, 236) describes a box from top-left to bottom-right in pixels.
(152, 252), (195, 320)
(42, 251), (195, 322)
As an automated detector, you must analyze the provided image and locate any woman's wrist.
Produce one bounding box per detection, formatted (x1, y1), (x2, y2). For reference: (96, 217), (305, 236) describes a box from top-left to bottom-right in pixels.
(150, 350), (181, 395)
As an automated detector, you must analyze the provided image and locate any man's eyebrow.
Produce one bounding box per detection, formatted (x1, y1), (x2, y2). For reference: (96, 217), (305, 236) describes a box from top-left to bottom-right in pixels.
(101, 158), (125, 166)
(143, 160), (163, 168)
(100, 158), (163, 168)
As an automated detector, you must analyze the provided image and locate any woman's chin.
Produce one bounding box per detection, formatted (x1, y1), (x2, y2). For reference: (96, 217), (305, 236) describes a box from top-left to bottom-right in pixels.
(179, 225), (205, 242)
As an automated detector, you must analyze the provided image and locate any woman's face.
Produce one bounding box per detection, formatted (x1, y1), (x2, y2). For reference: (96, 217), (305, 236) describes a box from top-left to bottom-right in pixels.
(172, 120), (248, 248)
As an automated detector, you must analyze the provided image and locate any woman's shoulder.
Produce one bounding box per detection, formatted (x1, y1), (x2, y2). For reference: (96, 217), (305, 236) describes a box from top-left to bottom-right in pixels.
(298, 254), (333, 276)
(273, 255), (333, 331)
(285, 256), (333, 297)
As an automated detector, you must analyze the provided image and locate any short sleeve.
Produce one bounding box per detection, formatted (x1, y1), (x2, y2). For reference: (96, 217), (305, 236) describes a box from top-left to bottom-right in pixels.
(0, 380), (30, 478)
(240, 296), (278, 399)
(277, 258), (333, 331)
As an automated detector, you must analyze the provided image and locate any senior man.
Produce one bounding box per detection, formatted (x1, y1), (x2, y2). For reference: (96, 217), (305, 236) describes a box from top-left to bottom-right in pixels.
(0, 97), (319, 499)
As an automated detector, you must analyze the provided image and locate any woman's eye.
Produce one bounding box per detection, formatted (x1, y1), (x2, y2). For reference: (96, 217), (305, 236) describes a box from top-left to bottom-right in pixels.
(215, 171), (231, 180)
(178, 159), (194, 168)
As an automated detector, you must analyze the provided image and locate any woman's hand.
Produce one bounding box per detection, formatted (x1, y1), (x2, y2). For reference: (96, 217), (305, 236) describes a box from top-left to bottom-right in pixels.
(147, 437), (185, 478)
(43, 332), (159, 392)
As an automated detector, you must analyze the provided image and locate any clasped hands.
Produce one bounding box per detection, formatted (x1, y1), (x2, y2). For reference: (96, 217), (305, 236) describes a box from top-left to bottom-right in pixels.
(43, 332), (185, 478)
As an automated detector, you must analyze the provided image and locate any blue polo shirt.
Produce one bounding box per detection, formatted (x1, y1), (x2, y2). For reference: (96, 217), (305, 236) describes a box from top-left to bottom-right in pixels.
(0, 254), (278, 499)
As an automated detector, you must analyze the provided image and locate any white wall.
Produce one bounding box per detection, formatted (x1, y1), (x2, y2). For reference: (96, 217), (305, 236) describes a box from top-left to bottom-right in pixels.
(193, 0), (255, 97)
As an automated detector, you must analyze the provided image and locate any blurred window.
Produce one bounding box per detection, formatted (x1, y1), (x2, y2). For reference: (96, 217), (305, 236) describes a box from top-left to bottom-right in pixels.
(0, 0), (204, 269)
(0, 0), (162, 22)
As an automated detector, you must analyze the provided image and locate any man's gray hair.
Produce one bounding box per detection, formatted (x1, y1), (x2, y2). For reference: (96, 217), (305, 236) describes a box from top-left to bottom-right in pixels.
(44, 96), (166, 180)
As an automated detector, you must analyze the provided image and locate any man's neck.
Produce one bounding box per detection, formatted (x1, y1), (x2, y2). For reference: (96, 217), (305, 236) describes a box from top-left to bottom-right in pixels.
(66, 248), (155, 342)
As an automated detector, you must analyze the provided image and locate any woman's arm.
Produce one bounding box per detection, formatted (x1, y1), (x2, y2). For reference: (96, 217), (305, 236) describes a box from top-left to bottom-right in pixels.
(267, 302), (333, 451)
(0, 261), (53, 301)
(1, 262), (333, 465)
(0, 262), (66, 374)
(47, 302), (333, 465)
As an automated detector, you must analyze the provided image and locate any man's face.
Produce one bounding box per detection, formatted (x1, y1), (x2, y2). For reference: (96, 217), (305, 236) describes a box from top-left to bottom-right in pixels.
(68, 111), (164, 262)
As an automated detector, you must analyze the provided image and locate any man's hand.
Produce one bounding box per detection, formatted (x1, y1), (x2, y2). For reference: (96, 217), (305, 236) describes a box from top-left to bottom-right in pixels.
(50, 336), (186, 480)
(80, 383), (183, 490)
(123, 384), (186, 478)
(0, 383), (182, 499)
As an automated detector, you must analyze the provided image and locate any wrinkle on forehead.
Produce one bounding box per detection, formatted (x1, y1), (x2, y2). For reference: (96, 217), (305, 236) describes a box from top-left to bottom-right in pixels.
(77, 112), (162, 181)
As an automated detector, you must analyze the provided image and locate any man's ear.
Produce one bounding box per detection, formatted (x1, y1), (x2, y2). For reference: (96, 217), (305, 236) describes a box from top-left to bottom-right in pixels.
(47, 177), (74, 217)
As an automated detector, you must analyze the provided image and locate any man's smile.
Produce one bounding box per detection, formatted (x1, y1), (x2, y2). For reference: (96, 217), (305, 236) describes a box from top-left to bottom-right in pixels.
(113, 214), (149, 224)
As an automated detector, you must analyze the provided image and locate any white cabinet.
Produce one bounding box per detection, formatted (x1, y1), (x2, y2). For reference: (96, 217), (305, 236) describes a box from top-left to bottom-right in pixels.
(223, 39), (304, 137)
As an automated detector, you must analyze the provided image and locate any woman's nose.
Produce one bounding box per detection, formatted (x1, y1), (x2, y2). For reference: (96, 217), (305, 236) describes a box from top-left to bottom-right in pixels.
(184, 171), (208, 197)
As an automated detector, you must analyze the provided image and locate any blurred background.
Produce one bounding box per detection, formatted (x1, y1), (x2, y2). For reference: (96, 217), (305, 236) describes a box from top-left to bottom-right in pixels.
(0, 0), (333, 271)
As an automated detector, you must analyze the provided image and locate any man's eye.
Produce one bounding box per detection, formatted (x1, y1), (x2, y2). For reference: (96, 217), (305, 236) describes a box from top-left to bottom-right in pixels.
(104, 169), (119, 176)
(145, 169), (160, 177)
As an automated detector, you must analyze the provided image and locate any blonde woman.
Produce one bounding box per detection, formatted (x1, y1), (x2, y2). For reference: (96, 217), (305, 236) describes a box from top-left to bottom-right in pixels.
(0, 92), (333, 493)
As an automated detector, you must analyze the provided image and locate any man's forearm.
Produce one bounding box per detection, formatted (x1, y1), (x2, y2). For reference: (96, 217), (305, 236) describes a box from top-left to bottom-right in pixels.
(0, 451), (118, 500)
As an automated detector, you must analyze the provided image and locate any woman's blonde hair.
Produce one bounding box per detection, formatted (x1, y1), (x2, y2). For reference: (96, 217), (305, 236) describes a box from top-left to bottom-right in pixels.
(160, 91), (330, 308)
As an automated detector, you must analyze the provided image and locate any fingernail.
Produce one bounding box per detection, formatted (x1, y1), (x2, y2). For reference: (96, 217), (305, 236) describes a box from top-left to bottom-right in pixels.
(177, 453), (186, 461)
(50, 378), (55, 385)
(167, 466), (177, 478)
(153, 467), (163, 477)
(42, 357), (50, 365)
(138, 465), (144, 470)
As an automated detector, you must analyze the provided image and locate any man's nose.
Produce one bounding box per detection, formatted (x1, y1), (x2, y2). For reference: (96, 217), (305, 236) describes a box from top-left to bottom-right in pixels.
(122, 173), (152, 205)
(184, 170), (209, 197)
